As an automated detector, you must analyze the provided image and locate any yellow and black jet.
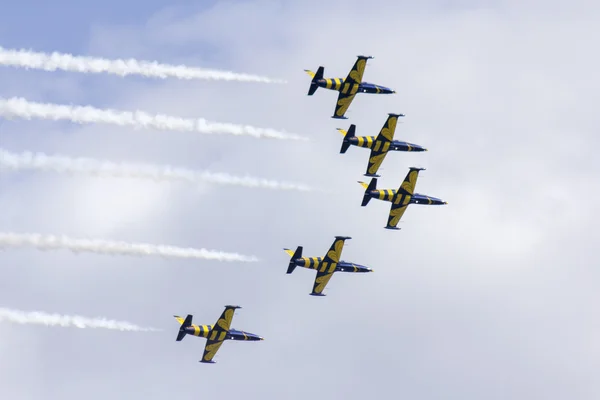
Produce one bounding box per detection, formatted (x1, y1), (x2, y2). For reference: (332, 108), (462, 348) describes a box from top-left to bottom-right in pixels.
(337, 113), (427, 177)
(174, 305), (263, 364)
(284, 236), (373, 296)
(358, 167), (447, 230)
(305, 55), (395, 119)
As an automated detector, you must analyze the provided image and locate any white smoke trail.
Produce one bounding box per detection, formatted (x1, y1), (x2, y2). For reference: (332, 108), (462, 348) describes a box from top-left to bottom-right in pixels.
(0, 307), (160, 332)
(0, 46), (286, 83)
(0, 148), (313, 192)
(0, 232), (258, 263)
(0, 97), (307, 141)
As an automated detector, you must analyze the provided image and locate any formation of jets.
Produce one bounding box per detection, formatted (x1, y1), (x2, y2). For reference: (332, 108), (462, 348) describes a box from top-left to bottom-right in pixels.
(175, 56), (447, 364)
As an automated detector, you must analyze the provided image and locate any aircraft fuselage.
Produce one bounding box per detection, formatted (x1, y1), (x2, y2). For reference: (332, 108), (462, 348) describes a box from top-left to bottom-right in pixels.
(182, 325), (263, 341)
(348, 136), (427, 152)
(292, 257), (372, 273)
(315, 78), (395, 94)
(366, 190), (447, 205)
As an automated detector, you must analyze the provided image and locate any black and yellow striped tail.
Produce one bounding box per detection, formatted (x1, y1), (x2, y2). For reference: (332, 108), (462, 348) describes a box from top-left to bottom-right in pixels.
(284, 246), (302, 274)
(306, 66), (324, 95)
(339, 124), (356, 154)
(175, 314), (192, 341)
(359, 178), (377, 206)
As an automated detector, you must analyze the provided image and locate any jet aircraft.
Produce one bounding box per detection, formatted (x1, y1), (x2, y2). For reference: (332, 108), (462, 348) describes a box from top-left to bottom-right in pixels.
(305, 55), (395, 119)
(337, 113), (427, 177)
(284, 236), (372, 296)
(358, 167), (447, 230)
(174, 305), (263, 364)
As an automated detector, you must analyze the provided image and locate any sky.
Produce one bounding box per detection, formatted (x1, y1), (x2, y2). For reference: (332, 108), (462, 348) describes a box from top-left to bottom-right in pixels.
(1, 0), (600, 398)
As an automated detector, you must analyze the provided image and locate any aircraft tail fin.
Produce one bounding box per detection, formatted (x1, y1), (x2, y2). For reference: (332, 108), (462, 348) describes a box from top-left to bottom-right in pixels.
(358, 178), (377, 206)
(338, 124), (356, 153)
(284, 246), (302, 274)
(305, 66), (324, 95)
(174, 314), (192, 341)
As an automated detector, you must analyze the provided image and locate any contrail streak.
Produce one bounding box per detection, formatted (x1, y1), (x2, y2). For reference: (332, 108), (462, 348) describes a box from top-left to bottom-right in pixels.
(0, 97), (307, 141)
(0, 307), (160, 332)
(0, 46), (286, 83)
(0, 148), (313, 192)
(0, 232), (258, 263)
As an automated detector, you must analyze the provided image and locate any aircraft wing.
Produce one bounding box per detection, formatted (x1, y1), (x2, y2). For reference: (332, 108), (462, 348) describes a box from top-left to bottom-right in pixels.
(311, 269), (335, 295)
(344, 56), (371, 86)
(199, 305), (241, 363)
(213, 305), (240, 332)
(322, 236), (350, 264)
(200, 338), (225, 363)
(365, 146), (390, 176)
(376, 114), (400, 142)
(386, 201), (410, 229)
(385, 168), (425, 229)
(332, 92), (356, 119)
(309, 236), (351, 295)
(398, 167), (424, 196)
(331, 56), (372, 119)
(365, 115), (400, 176)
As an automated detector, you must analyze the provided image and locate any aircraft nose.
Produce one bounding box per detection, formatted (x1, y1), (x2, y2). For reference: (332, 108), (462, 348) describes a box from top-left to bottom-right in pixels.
(357, 264), (373, 272)
(249, 333), (264, 341)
